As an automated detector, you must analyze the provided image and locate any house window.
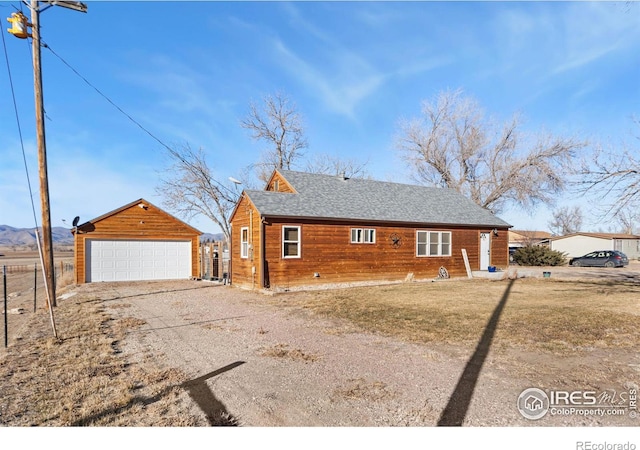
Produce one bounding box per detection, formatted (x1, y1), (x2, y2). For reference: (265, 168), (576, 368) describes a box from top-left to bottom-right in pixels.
(283, 226), (301, 258)
(417, 231), (452, 257)
(240, 227), (249, 258)
(351, 228), (376, 244)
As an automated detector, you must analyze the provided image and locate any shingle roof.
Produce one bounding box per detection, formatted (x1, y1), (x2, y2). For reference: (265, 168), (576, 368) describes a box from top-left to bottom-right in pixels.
(244, 170), (511, 228)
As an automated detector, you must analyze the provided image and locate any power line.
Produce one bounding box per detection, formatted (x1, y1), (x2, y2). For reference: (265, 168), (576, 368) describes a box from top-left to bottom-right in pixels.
(40, 39), (238, 198)
(1, 11), (41, 230)
(3, 6), (57, 333)
(41, 39), (176, 153)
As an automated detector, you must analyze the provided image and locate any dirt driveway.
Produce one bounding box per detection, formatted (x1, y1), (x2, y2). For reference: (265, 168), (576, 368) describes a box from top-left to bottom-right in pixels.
(90, 272), (639, 427)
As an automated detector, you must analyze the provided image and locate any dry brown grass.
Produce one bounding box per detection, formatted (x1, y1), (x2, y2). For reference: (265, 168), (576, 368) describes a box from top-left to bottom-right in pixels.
(259, 343), (319, 362)
(277, 278), (640, 355)
(0, 292), (203, 426)
(332, 377), (394, 402)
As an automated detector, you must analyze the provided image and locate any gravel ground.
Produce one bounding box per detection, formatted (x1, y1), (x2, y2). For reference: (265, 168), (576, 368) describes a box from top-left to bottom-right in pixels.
(74, 274), (639, 427)
(3, 251), (639, 430)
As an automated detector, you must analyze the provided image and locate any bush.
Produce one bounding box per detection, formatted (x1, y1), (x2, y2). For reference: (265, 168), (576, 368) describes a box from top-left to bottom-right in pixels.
(512, 245), (567, 266)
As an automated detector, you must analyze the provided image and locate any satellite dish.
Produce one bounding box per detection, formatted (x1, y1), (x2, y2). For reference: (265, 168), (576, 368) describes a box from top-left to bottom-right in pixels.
(72, 216), (80, 227)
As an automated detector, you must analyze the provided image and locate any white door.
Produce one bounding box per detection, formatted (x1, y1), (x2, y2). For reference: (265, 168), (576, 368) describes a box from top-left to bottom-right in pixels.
(86, 239), (191, 282)
(480, 233), (490, 270)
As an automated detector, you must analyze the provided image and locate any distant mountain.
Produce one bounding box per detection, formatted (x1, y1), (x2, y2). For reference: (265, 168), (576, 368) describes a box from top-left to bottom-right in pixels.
(0, 225), (223, 246)
(0, 225), (74, 246)
(200, 232), (225, 243)
(0, 225), (224, 246)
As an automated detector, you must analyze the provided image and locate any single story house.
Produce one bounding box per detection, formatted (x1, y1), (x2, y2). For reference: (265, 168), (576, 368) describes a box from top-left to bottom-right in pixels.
(508, 230), (551, 249)
(72, 198), (201, 283)
(549, 232), (640, 259)
(229, 170), (511, 291)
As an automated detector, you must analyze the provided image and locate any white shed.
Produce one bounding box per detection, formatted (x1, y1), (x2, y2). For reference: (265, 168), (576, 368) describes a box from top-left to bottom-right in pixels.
(550, 233), (640, 259)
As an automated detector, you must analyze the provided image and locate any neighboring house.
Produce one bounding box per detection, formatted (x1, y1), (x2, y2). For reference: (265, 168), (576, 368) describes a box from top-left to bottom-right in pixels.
(550, 232), (640, 259)
(229, 170), (511, 291)
(72, 198), (201, 283)
(508, 230), (552, 249)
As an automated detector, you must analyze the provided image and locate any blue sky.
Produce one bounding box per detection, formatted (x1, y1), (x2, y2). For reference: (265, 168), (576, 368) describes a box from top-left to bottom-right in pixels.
(1, 1), (638, 234)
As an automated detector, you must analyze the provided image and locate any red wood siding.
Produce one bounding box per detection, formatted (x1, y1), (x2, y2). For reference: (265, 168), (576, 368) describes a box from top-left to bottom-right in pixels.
(230, 195), (263, 288)
(231, 215), (509, 290)
(266, 171), (296, 193)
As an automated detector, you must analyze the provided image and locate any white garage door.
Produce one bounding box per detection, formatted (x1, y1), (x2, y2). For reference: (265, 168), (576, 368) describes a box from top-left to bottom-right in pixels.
(86, 239), (192, 282)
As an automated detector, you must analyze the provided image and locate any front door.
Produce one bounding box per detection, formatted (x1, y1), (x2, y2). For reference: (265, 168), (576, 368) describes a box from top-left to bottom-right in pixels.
(480, 232), (490, 270)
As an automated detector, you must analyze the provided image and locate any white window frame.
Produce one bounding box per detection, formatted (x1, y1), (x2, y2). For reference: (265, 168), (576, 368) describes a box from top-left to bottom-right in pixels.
(350, 228), (376, 244)
(282, 226), (301, 259)
(240, 227), (249, 259)
(416, 230), (452, 257)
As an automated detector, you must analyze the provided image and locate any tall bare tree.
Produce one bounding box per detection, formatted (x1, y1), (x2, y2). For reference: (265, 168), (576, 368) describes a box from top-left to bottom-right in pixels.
(241, 92), (308, 182)
(395, 89), (585, 214)
(548, 205), (583, 236)
(303, 153), (370, 179)
(575, 117), (640, 216)
(156, 144), (237, 240)
(614, 208), (639, 235)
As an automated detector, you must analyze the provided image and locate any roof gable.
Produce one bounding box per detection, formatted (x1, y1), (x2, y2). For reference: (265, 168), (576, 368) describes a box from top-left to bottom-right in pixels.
(244, 170), (511, 228)
(509, 230), (552, 240)
(75, 198), (201, 234)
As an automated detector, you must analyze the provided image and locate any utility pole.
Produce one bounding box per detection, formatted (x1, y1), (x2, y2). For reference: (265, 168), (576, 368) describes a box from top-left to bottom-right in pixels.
(30, 0), (56, 307)
(9, 1), (87, 309)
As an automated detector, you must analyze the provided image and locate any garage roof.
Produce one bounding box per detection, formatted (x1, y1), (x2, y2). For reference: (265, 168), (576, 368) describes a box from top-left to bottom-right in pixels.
(73, 198), (201, 234)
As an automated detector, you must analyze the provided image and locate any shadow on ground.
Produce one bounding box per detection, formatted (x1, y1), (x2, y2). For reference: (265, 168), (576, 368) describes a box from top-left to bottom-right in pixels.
(437, 279), (515, 426)
(71, 361), (245, 426)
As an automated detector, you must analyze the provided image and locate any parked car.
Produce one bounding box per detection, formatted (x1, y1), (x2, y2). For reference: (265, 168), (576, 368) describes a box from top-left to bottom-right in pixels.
(569, 250), (629, 268)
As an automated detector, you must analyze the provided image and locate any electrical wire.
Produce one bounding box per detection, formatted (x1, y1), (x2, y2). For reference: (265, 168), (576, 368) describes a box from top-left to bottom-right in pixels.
(41, 39), (175, 153)
(40, 39), (238, 198)
(3, 8), (59, 336)
(1, 11), (41, 231)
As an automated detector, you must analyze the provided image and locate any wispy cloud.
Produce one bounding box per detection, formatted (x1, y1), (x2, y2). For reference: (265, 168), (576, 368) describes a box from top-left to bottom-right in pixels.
(552, 3), (637, 74)
(485, 2), (638, 79)
(271, 4), (451, 118)
(272, 38), (385, 119)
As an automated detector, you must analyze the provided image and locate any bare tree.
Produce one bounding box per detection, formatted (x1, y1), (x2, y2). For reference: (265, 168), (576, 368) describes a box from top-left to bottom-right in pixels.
(241, 92), (308, 182)
(548, 205), (583, 236)
(395, 89), (585, 214)
(303, 153), (370, 179)
(156, 144), (237, 240)
(614, 208), (639, 234)
(575, 117), (640, 216)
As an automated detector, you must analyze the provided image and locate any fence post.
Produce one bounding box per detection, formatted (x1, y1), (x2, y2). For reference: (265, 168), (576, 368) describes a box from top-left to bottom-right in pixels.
(34, 263), (37, 313)
(3, 265), (7, 348)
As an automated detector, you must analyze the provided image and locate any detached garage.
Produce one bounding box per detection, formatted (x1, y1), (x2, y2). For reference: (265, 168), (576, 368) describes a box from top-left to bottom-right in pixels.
(73, 198), (201, 283)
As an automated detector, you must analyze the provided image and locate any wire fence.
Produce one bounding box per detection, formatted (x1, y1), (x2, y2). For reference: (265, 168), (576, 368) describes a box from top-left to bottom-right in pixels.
(2, 261), (74, 348)
(2, 261), (74, 274)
